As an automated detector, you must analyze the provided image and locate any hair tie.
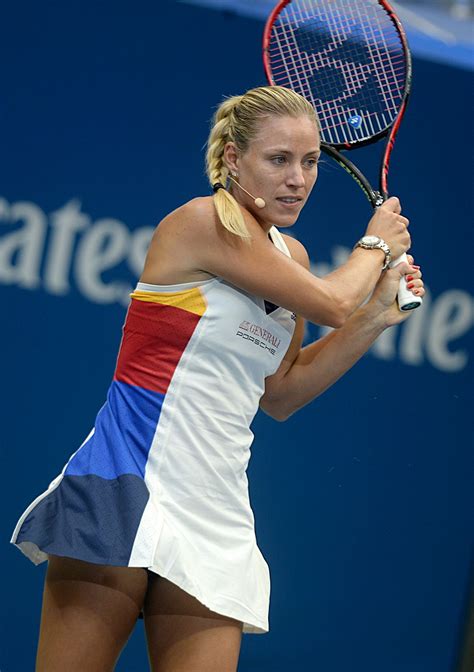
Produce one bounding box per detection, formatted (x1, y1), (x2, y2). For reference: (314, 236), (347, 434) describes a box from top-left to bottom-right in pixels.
(212, 182), (225, 193)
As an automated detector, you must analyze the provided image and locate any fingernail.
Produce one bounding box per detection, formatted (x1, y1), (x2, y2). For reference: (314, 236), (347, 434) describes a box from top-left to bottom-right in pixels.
(406, 275), (413, 282)
(407, 282), (414, 289)
(412, 265), (420, 269)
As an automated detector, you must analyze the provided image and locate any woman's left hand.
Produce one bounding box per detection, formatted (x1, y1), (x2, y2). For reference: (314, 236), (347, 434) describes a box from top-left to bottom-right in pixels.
(368, 254), (425, 327)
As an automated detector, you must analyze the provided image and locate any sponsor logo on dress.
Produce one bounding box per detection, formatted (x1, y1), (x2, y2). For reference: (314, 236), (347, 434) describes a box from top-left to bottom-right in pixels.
(236, 321), (281, 355)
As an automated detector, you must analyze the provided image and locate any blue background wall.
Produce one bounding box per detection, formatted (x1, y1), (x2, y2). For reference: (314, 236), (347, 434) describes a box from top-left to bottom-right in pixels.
(1, 1), (472, 670)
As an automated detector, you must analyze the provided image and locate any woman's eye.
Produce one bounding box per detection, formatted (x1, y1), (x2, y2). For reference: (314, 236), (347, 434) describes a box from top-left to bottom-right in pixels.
(271, 156), (286, 165)
(305, 158), (318, 168)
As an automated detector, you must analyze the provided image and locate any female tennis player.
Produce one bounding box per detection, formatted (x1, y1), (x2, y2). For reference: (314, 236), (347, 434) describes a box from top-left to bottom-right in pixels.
(11, 86), (424, 672)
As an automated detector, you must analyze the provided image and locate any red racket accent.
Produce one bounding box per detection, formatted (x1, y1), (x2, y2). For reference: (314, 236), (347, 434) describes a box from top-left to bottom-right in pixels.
(380, 97), (407, 197)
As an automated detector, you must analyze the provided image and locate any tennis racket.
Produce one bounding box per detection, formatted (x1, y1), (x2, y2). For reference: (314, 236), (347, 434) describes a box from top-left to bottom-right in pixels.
(263, 0), (422, 311)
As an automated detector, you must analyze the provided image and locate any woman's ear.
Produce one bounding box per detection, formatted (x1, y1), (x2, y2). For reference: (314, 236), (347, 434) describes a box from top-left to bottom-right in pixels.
(223, 141), (239, 175)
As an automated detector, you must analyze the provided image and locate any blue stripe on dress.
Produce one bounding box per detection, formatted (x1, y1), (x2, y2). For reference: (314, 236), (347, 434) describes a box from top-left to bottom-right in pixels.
(14, 380), (164, 565)
(66, 380), (165, 479)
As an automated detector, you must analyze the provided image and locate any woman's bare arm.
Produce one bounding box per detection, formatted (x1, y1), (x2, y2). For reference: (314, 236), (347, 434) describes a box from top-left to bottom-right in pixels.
(144, 197), (410, 329)
(260, 239), (424, 420)
(260, 304), (386, 420)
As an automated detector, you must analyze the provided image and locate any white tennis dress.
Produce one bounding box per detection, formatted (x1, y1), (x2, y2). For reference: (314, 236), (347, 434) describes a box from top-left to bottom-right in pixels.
(11, 226), (296, 634)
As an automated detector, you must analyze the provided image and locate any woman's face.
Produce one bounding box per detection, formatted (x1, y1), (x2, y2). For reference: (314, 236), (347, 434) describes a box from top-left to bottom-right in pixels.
(224, 114), (320, 231)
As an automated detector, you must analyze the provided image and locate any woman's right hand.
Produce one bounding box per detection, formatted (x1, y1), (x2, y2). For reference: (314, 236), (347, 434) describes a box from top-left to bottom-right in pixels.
(367, 254), (425, 327)
(365, 196), (411, 259)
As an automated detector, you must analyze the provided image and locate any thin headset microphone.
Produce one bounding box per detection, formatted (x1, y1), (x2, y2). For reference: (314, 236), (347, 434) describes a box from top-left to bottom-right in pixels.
(228, 175), (266, 209)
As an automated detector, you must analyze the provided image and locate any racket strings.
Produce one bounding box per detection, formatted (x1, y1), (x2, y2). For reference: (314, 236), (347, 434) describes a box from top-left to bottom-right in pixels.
(267, 0), (407, 145)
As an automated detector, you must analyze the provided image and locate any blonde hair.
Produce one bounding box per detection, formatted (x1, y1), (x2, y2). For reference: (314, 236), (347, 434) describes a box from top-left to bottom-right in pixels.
(205, 86), (318, 239)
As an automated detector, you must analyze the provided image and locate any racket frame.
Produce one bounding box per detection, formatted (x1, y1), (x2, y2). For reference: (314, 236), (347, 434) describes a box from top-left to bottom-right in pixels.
(263, 0), (421, 311)
(262, 0), (413, 199)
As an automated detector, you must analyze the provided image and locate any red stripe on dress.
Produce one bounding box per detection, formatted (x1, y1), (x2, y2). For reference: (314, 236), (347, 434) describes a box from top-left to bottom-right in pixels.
(113, 298), (201, 395)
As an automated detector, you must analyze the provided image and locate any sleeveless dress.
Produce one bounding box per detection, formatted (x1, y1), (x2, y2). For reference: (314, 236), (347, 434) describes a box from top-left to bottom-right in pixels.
(11, 226), (296, 634)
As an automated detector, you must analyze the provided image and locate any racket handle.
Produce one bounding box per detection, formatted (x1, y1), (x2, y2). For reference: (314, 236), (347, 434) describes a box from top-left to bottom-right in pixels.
(390, 253), (423, 311)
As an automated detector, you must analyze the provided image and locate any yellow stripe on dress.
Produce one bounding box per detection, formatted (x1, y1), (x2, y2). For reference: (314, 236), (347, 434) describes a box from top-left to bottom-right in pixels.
(130, 288), (207, 316)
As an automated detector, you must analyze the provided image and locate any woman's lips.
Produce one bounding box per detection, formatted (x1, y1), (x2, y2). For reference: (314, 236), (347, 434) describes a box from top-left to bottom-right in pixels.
(275, 197), (303, 208)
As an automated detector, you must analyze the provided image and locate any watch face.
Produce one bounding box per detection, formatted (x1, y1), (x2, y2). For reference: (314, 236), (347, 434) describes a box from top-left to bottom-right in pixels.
(362, 235), (380, 246)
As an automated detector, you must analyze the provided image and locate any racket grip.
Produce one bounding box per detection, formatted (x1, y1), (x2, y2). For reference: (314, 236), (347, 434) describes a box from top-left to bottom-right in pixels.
(390, 253), (423, 311)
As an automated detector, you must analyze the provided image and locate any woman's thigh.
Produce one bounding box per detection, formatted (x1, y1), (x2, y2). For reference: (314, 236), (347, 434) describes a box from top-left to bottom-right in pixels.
(36, 555), (149, 672)
(143, 573), (243, 672)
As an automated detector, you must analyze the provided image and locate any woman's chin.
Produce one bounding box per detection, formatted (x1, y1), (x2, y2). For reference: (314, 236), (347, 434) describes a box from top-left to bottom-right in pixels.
(272, 211), (300, 228)
(251, 204), (300, 230)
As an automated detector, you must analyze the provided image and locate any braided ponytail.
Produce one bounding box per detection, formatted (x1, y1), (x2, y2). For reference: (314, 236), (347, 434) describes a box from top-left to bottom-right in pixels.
(205, 96), (250, 239)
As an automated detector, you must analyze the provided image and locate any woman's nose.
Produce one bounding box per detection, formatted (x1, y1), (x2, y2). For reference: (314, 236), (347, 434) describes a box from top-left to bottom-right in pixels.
(286, 164), (305, 187)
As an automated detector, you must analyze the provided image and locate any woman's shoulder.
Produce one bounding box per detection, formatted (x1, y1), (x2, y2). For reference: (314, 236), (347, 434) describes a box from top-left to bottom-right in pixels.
(167, 196), (217, 225)
(141, 197), (220, 284)
(155, 196), (220, 241)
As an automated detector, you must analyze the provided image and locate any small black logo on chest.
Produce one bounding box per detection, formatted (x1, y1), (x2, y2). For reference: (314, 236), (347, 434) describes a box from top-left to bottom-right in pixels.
(264, 300), (279, 315)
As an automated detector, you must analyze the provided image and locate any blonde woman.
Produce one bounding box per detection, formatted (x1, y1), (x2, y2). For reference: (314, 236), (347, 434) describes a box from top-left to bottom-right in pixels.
(11, 86), (424, 672)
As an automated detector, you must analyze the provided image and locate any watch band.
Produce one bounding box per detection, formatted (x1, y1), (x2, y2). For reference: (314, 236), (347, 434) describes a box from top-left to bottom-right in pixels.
(354, 237), (392, 271)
